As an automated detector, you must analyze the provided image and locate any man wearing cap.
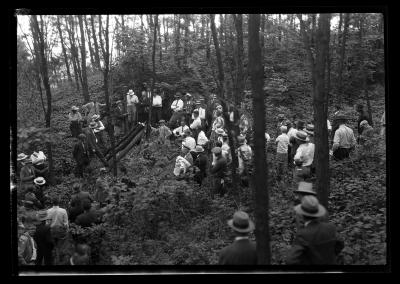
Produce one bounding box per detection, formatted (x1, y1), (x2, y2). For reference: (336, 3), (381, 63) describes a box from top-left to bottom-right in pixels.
(157, 120), (172, 144)
(68, 106), (83, 138)
(358, 120), (374, 145)
(275, 125), (289, 182)
(152, 90), (163, 126)
(72, 133), (91, 178)
(126, 89), (139, 127)
(18, 218), (38, 265)
(210, 147), (227, 197)
(182, 128), (196, 152)
(193, 145), (208, 186)
(293, 130), (315, 182)
(33, 211), (53, 265)
(286, 195), (344, 265)
(332, 114), (356, 160)
(219, 211), (257, 265)
(169, 92), (184, 129)
(19, 153), (36, 191)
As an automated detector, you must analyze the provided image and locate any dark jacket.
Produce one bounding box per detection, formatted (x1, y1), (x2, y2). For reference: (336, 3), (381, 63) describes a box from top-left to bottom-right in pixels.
(113, 106), (125, 127)
(20, 164), (36, 183)
(68, 205), (84, 223)
(286, 220), (344, 265)
(357, 111), (372, 135)
(73, 140), (90, 164)
(33, 223), (53, 254)
(219, 238), (258, 265)
(194, 153), (208, 177)
(75, 210), (100, 228)
(71, 191), (93, 208)
(210, 156), (227, 179)
(83, 128), (99, 153)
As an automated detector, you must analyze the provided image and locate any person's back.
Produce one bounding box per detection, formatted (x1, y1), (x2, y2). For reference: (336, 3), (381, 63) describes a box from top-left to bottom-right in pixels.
(219, 238), (257, 265)
(75, 210), (99, 228)
(286, 220), (339, 265)
(335, 124), (356, 149)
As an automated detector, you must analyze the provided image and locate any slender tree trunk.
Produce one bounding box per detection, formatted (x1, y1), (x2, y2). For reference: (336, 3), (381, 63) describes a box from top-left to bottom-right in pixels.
(233, 14), (245, 107)
(337, 13), (350, 106)
(175, 14), (181, 68)
(147, 14), (158, 138)
(90, 15), (101, 69)
(84, 16), (96, 69)
(206, 16), (210, 60)
(64, 17), (81, 91)
(78, 15), (90, 102)
(248, 13), (271, 265)
(31, 15), (54, 185)
(56, 16), (72, 83)
(158, 18), (162, 64)
(260, 14), (266, 60)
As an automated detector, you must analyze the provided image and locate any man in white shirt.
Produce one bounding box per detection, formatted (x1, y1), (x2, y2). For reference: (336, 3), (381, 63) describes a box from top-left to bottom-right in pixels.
(173, 119), (190, 138)
(275, 125), (289, 182)
(152, 90), (163, 126)
(332, 114), (356, 160)
(197, 127), (209, 148)
(190, 109), (202, 139)
(46, 196), (69, 254)
(126, 89), (139, 127)
(169, 92), (184, 129)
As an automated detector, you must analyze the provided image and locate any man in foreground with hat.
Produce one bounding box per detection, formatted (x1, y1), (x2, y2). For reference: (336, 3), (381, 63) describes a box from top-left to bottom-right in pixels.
(169, 92), (184, 129)
(293, 130), (315, 182)
(286, 195), (344, 265)
(33, 211), (53, 265)
(210, 147), (227, 197)
(68, 106), (83, 138)
(332, 113), (356, 160)
(219, 211), (257, 265)
(126, 89), (139, 128)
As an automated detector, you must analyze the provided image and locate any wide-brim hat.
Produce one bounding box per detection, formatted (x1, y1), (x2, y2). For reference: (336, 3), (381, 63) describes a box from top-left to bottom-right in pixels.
(89, 122), (97, 128)
(334, 113), (349, 121)
(305, 124), (314, 136)
(92, 114), (100, 120)
(294, 195), (326, 218)
(237, 135), (246, 145)
(211, 147), (222, 154)
(294, 130), (309, 142)
(127, 89), (135, 95)
(159, 119), (166, 124)
(359, 120), (369, 127)
(185, 93), (192, 97)
(71, 106), (79, 111)
(194, 145), (205, 153)
(17, 153), (28, 161)
(295, 181), (316, 196)
(227, 211), (255, 233)
(34, 177), (46, 185)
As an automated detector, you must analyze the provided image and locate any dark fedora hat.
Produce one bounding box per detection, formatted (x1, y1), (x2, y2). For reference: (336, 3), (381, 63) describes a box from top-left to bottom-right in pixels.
(294, 195), (326, 218)
(294, 130), (309, 142)
(227, 211), (255, 233)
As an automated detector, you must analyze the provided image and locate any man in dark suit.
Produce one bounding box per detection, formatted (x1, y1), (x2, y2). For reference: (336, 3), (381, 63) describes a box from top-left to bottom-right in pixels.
(218, 211), (258, 265)
(286, 196), (344, 265)
(33, 211), (53, 265)
(72, 133), (91, 178)
(70, 183), (93, 213)
(83, 122), (109, 167)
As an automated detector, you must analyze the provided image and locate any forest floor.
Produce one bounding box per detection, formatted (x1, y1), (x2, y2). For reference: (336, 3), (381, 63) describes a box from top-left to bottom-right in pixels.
(32, 79), (386, 265)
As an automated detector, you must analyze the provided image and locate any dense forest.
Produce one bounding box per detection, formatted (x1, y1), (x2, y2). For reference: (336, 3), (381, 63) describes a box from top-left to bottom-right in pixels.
(14, 13), (386, 267)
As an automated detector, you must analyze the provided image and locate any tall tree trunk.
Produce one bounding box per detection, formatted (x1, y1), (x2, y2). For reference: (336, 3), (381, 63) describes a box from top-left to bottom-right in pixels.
(183, 14), (190, 66)
(248, 13), (271, 265)
(337, 13), (350, 106)
(278, 14), (282, 42)
(206, 16), (210, 60)
(175, 15), (181, 68)
(233, 14), (245, 107)
(90, 15), (101, 69)
(210, 13), (240, 200)
(31, 15), (54, 185)
(158, 18), (162, 64)
(84, 16), (96, 69)
(78, 15), (90, 103)
(56, 16), (72, 83)
(99, 15), (117, 177)
(147, 14), (158, 138)
(64, 17), (81, 91)
(260, 14), (266, 60)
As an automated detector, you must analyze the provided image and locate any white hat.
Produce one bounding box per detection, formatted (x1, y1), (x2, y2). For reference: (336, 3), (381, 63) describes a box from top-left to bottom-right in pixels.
(92, 114), (100, 120)
(294, 195), (326, 218)
(127, 89), (135, 95)
(17, 153), (28, 161)
(280, 125), (287, 132)
(34, 177), (46, 185)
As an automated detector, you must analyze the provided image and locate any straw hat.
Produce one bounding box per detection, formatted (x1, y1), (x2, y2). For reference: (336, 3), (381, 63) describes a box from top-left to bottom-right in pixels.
(127, 89), (135, 95)
(294, 195), (327, 218)
(305, 124), (314, 136)
(194, 145), (205, 153)
(17, 153), (28, 161)
(211, 147), (222, 154)
(227, 211), (255, 233)
(294, 181), (316, 196)
(92, 114), (100, 121)
(294, 131), (309, 142)
(280, 125), (288, 133)
(71, 106), (79, 111)
(34, 177), (46, 186)
(215, 128), (225, 136)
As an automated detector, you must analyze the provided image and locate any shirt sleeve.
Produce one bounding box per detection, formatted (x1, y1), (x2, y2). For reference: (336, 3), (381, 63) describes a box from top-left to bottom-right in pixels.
(177, 100), (184, 111)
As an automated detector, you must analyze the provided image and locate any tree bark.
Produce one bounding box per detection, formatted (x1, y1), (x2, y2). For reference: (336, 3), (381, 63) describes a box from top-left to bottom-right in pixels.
(99, 15), (118, 176)
(90, 15), (101, 69)
(56, 16), (72, 83)
(78, 15), (90, 103)
(31, 15), (54, 185)
(84, 16), (96, 69)
(260, 14), (266, 60)
(337, 13), (350, 106)
(248, 13), (271, 265)
(147, 14), (158, 138)
(233, 14), (245, 107)
(64, 17), (81, 91)
(175, 14), (181, 68)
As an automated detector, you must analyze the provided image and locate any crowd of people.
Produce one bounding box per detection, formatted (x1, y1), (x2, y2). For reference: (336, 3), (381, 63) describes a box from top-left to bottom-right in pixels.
(16, 82), (385, 266)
